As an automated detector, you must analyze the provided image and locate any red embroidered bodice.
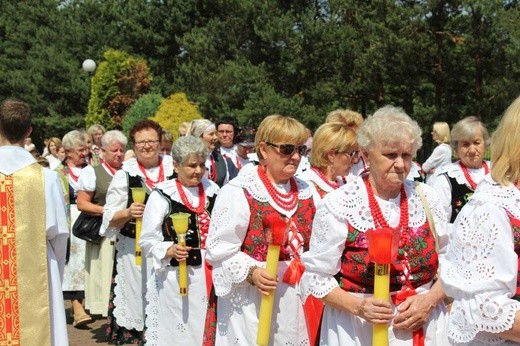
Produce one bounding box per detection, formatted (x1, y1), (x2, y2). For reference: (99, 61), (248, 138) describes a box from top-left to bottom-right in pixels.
(508, 214), (520, 301)
(240, 189), (315, 262)
(336, 220), (438, 293)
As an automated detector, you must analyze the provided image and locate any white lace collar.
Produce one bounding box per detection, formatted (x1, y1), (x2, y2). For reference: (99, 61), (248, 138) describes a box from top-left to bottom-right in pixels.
(122, 155), (174, 178)
(471, 175), (520, 219)
(297, 167), (336, 194)
(230, 164), (313, 217)
(437, 160), (490, 185)
(155, 177), (220, 205)
(323, 176), (429, 231)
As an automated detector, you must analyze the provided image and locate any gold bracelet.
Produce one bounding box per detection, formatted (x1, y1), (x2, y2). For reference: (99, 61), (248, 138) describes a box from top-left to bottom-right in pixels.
(246, 265), (258, 286)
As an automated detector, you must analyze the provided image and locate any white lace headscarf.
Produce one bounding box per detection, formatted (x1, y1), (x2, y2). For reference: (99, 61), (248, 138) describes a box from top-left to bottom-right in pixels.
(188, 119), (216, 138)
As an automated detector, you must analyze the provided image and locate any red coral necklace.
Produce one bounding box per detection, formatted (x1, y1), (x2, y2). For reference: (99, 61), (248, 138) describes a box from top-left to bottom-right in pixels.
(176, 180), (206, 214)
(137, 157), (164, 189)
(257, 165), (299, 210)
(364, 176), (408, 231)
(459, 161), (489, 190)
(310, 166), (339, 189)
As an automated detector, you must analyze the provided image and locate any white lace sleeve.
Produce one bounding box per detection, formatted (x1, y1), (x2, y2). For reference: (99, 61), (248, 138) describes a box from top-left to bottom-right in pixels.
(205, 183), (260, 297)
(100, 170), (128, 237)
(440, 199), (520, 344)
(140, 191), (172, 271)
(300, 201), (349, 302)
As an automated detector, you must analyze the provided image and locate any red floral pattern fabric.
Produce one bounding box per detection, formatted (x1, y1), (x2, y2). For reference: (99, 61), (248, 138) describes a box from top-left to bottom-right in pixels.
(336, 220), (438, 293)
(240, 189), (315, 261)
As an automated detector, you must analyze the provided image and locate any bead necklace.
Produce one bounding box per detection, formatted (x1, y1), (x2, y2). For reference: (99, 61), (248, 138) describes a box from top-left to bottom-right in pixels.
(363, 177), (408, 232)
(459, 161), (489, 190)
(207, 156), (217, 182)
(137, 157), (164, 189)
(103, 162), (119, 177)
(175, 179), (206, 214)
(257, 165), (299, 211)
(310, 166), (339, 189)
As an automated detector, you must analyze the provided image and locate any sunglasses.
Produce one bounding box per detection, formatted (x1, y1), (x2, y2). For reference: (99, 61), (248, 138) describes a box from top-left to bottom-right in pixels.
(336, 149), (360, 158)
(266, 142), (307, 156)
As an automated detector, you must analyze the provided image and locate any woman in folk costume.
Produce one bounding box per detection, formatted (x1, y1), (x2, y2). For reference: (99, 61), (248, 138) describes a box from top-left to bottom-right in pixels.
(297, 121), (360, 205)
(77, 130), (127, 317)
(188, 119), (238, 187)
(101, 120), (174, 344)
(206, 114), (316, 345)
(140, 135), (219, 345)
(430, 116), (490, 223)
(422, 122), (452, 184)
(301, 105), (450, 345)
(440, 95), (520, 345)
(56, 129), (93, 327)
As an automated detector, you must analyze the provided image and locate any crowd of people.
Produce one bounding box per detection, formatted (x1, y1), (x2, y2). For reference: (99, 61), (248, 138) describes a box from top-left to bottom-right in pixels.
(2, 95), (520, 346)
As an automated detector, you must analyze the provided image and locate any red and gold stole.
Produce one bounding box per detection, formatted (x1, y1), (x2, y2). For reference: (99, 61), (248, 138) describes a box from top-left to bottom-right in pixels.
(0, 163), (50, 346)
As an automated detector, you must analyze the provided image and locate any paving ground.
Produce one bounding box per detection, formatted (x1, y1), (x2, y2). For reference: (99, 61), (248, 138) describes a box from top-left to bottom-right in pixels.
(64, 301), (110, 345)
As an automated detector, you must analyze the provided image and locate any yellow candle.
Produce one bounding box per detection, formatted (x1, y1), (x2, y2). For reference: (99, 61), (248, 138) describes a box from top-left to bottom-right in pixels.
(373, 263), (390, 346)
(256, 244), (281, 346)
(171, 213), (190, 296)
(131, 187), (146, 266)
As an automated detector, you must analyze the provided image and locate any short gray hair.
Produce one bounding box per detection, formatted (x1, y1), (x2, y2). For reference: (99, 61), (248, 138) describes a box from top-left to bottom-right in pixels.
(450, 116), (490, 150)
(62, 130), (86, 149)
(87, 124), (106, 136)
(101, 130), (128, 148)
(358, 105), (422, 154)
(171, 135), (208, 164)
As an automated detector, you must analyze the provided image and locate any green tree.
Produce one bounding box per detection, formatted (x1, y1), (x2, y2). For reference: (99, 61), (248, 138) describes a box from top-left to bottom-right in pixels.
(122, 93), (163, 135)
(150, 92), (203, 139)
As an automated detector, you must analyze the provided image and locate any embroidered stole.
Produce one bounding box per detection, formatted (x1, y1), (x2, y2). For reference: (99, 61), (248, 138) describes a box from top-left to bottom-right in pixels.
(0, 163), (50, 346)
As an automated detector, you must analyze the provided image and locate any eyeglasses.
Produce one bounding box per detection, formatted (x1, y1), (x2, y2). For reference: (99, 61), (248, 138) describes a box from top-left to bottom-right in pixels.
(134, 140), (160, 148)
(337, 149), (360, 158)
(266, 142), (307, 156)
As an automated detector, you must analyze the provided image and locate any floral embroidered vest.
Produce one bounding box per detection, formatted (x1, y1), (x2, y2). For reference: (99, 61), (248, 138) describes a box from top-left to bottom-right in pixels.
(312, 181), (328, 199)
(240, 189), (315, 262)
(445, 174), (474, 223)
(508, 214), (520, 301)
(335, 220), (438, 293)
(156, 188), (216, 267)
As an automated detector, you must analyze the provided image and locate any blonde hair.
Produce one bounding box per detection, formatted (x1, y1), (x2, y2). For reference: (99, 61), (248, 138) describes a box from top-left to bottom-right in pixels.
(491, 95), (520, 186)
(433, 122), (451, 144)
(325, 109), (363, 129)
(310, 122), (357, 168)
(255, 115), (307, 160)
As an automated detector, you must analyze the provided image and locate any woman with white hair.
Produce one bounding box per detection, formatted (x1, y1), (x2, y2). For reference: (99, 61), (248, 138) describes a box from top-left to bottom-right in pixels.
(189, 119), (238, 187)
(301, 105), (449, 345)
(77, 130), (127, 317)
(140, 135), (220, 345)
(56, 129), (92, 327)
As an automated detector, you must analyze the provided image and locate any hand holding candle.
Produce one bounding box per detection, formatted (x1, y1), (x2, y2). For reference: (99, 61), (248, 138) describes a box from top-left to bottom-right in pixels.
(256, 214), (288, 346)
(131, 187), (146, 265)
(366, 227), (399, 346)
(171, 212), (190, 296)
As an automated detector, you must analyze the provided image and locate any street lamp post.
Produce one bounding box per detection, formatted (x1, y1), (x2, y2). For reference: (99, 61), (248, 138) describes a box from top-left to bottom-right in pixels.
(82, 59), (97, 73)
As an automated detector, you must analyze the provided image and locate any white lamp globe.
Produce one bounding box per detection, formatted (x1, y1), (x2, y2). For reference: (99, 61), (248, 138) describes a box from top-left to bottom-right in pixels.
(82, 59), (97, 73)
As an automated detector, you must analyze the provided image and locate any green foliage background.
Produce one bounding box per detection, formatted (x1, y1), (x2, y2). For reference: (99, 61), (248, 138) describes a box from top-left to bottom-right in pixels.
(0, 0), (519, 161)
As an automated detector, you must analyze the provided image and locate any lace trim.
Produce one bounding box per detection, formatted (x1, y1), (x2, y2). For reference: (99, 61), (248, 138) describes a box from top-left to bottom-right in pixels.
(323, 177), (443, 230)
(155, 177), (219, 204)
(297, 168), (336, 194)
(437, 160), (490, 186)
(471, 175), (520, 219)
(113, 236), (145, 330)
(145, 272), (160, 345)
(299, 271), (339, 303)
(229, 165), (313, 217)
(212, 254), (263, 297)
(448, 296), (520, 344)
(121, 155), (174, 179)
